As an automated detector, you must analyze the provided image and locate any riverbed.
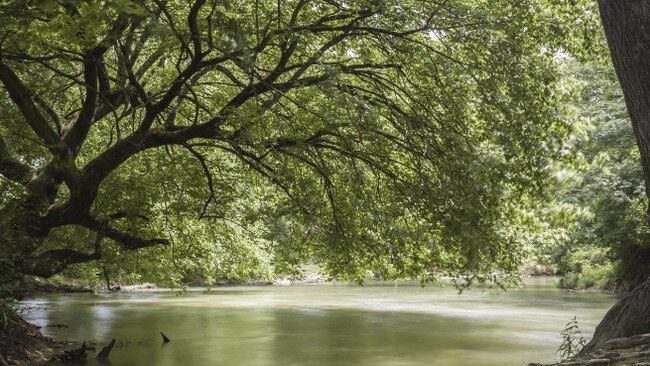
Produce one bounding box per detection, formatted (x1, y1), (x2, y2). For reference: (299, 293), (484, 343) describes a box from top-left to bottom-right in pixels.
(20, 278), (616, 366)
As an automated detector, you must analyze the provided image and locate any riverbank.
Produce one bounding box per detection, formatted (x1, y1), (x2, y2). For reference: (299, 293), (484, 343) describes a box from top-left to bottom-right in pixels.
(0, 311), (64, 365)
(529, 333), (650, 366)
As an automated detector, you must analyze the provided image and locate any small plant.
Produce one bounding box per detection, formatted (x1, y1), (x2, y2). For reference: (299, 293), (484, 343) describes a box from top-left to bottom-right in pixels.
(0, 298), (17, 329)
(558, 316), (587, 359)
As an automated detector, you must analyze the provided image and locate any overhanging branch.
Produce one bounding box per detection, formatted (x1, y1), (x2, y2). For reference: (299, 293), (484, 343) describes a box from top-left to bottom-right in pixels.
(80, 215), (169, 250)
(21, 248), (101, 278)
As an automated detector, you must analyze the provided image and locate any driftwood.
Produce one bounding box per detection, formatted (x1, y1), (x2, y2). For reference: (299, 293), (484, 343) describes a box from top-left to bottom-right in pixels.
(96, 339), (115, 360)
(160, 332), (170, 343)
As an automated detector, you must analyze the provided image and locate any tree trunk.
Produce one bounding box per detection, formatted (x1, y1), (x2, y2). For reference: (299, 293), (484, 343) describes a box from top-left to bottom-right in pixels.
(582, 0), (650, 352)
(599, 1), (650, 201)
(580, 277), (650, 354)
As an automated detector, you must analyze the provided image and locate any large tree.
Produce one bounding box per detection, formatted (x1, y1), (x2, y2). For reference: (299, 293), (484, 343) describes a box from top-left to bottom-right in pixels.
(0, 0), (578, 287)
(580, 0), (650, 353)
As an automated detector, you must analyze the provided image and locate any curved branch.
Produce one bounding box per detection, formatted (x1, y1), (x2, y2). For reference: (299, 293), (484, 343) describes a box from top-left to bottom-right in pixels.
(79, 215), (169, 250)
(21, 248), (101, 278)
(181, 143), (215, 218)
(0, 62), (62, 153)
(188, 0), (206, 58)
(61, 53), (99, 154)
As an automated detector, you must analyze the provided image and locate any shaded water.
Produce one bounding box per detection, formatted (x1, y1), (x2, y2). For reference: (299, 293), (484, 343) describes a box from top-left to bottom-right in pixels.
(21, 278), (616, 366)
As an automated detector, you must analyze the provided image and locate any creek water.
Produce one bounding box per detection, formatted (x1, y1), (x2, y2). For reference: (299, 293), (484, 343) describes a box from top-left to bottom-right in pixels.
(21, 278), (616, 366)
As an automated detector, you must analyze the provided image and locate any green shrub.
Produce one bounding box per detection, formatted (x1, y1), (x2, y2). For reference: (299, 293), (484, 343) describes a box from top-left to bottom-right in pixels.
(558, 246), (616, 289)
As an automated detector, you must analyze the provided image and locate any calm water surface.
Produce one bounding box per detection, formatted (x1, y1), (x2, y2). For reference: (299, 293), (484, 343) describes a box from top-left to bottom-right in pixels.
(21, 278), (616, 366)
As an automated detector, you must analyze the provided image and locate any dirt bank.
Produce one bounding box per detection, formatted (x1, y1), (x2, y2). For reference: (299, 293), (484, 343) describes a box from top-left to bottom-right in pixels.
(0, 312), (65, 365)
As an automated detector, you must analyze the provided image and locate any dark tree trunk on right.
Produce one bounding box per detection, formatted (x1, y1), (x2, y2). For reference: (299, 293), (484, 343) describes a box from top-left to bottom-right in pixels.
(582, 0), (650, 353)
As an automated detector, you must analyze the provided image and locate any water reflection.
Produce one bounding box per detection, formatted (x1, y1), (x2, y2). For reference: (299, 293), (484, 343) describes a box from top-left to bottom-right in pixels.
(21, 278), (616, 366)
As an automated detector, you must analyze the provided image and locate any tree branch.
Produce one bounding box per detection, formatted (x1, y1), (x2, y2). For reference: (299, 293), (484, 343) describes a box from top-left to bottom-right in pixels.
(61, 53), (99, 154)
(181, 143), (215, 218)
(188, 0), (206, 58)
(0, 62), (62, 153)
(33, 94), (63, 135)
(21, 249), (101, 278)
(80, 215), (169, 250)
(62, 14), (131, 155)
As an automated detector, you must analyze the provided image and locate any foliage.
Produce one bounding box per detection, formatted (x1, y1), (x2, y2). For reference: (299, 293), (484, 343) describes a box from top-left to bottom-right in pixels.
(547, 58), (650, 291)
(557, 316), (587, 360)
(0, 205), (26, 297)
(0, 298), (16, 331)
(0, 0), (602, 286)
(558, 246), (615, 290)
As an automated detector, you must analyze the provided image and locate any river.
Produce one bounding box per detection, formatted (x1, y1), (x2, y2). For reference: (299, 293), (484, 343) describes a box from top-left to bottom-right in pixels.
(20, 278), (616, 366)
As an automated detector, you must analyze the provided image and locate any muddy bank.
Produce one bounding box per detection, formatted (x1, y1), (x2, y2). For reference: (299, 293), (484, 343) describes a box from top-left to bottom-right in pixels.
(0, 312), (65, 365)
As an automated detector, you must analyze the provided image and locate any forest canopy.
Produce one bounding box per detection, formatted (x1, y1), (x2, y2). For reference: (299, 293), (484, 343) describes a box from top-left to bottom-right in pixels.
(0, 0), (599, 287)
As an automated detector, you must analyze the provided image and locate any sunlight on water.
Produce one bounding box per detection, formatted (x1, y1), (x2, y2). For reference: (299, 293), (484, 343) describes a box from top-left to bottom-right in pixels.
(21, 278), (616, 366)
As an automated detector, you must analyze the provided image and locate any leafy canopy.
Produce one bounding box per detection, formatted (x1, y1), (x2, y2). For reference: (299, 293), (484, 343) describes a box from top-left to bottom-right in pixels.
(0, 0), (594, 283)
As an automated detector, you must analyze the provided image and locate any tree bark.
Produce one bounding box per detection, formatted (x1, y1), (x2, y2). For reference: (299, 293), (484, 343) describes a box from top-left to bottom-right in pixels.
(599, 0), (650, 203)
(583, 0), (650, 352)
(580, 277), (650, 354)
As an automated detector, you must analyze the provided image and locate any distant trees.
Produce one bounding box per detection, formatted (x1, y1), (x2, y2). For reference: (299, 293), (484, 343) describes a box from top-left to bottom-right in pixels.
(544, 60), (648, 291)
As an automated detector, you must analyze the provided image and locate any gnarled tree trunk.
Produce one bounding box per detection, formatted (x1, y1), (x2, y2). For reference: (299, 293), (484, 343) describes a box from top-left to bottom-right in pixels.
(581, 277), (650, 354)
(582, 0), (650, 353)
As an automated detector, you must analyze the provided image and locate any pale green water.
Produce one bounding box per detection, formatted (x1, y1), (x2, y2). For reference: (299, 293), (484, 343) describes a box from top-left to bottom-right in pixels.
(21, 278), (616, 366)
